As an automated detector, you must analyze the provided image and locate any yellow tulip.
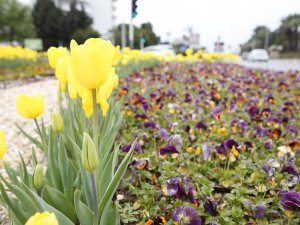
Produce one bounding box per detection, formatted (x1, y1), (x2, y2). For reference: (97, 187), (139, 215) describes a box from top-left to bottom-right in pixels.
(0, 130), (7, 160)
(70, 38), (114, 89)
(112, 45), (121, 66)
(68, 85), (78, 100)
(47, 47), (68, 70)
(97, 68), (116, 116)
(25, 212), (58, 225)
(16, 94), (44, 119)
(55, 57), (69, 84)
(113, 74), (119, 89)
(82, 90), (93, 117)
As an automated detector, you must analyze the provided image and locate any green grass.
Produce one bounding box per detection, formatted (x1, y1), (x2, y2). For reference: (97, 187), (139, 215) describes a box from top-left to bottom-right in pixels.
(279, 51), (300, 59)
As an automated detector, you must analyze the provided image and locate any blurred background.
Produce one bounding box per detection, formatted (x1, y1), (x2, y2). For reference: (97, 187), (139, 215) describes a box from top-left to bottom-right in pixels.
(0, 0), (299, 53)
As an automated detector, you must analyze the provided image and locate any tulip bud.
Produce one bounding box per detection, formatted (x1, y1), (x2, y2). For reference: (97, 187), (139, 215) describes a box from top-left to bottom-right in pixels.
(52, 111), (63, 133)
(82, 133), (98, 172)
(33, 164), (43, 190)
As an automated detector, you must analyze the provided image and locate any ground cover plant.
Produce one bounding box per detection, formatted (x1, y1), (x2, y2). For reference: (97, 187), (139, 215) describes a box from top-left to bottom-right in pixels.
(116, 62), (300, 224)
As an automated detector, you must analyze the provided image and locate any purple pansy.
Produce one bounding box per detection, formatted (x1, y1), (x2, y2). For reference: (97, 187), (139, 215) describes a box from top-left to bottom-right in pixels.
(286, 125), (298, 137)
(129, 158), (149, 170)
(210, 106), (221, 119)
(202, 143), (212, 160)
(253, 204), (266, 218)
(204, 200), (218, 216)
(196, 121), (208, 131)
(159, 145), (179, 156)
(230, 118), (248, 134)
(122, 142), (142, 153)
(264, 139), (273, 150)
(144, 120), (157, 129)
(159, 128), (169, 140)
(172, 206), (202, 225)
(170, 134), (183, 148)
(280, 192), (300, 212)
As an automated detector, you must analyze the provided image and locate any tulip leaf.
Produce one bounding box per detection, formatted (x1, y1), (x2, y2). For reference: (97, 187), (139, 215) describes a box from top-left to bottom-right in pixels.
(0, 183), (27, 225)
(100, 203), (120, 225)
(31, 147), (38, 169)
(99, 145), (120, 199)
(98, 140), (136, 222)
(42, 185), (77, 223)
(15, 123), (42, 149)
(79, 163), (93, 209)
(0, 175), (39, 215)
(18, 151), (30, 187)
(21, 183), (75, 225)
(74, 189), (93, 225)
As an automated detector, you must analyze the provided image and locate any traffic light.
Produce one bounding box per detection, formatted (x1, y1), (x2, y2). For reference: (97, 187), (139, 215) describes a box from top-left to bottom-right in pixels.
(131, 0), (138, 18)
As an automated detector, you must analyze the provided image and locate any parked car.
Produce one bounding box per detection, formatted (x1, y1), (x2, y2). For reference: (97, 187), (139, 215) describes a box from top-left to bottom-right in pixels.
(247, 49), (269, 62)
(141, 44), (175, 56)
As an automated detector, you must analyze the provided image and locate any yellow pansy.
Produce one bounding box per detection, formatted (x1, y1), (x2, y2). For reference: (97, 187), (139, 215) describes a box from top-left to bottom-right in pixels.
(16, 94), (44, 119)
(25, 212), (58, 225)
(70, 38), (114, 89)
(0, 130), (7, 160)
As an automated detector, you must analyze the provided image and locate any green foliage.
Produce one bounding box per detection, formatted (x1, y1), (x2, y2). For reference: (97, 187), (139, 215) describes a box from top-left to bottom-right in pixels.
(32, 0), (93, 49)
(114, 23), (160, 49)
(0, 0), (36, 42)
(72, 27), (100, 45)
(0, 92), (135, 224)
(241, 14), (300, 53)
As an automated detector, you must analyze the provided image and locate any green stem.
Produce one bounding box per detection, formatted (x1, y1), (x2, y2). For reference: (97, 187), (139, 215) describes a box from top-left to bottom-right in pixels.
(227, 153), (231, 170)
(34, 118), (42, 140)
(92, 89), (98, 151)
(91, 89), (100, 216)
(90, 173), (98, 225)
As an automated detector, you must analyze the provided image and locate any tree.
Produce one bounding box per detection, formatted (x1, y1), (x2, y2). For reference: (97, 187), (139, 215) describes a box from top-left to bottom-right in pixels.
(0, 0), (36, 43)
(279, 14), (300, 52)
(240, 26), (270, 52)
(65, 0), (93, 40)
(32, 0), (94, 49)
(32, 0), (65, 49)
(140, 23), (160, 47)
(113, 22), (160, 49)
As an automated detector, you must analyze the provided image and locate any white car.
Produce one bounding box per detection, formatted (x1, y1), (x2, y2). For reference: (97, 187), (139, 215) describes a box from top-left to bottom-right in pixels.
(141, 44), (175, 56)
(247, 49), (269, 62)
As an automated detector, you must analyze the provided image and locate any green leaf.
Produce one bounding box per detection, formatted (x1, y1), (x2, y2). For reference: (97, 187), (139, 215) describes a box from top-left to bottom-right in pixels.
(31, 147), (38, 169)
(100, 203), (120, 225)
(99, 145), (120, 199)
(21, 183), (75, 225)
(74, 189), (93, 225)
(18, 151), (30, 187)
(0, 183), (28, 224)
(42, 185), (77, 223)
(98, 140), (136, 223)
(15, 123), (42, 149)
(0, 175), (39, 215)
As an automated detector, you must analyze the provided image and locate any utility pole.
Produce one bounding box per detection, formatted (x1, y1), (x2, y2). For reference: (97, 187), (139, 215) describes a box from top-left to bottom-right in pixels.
(121, 23), (127, 49)
(129, 19), (134, 49)
(264, 29), (269, 50)
(130, 0), (138, 48)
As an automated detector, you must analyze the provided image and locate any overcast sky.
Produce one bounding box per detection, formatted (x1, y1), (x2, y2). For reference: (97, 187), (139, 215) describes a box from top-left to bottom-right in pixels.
(20, 0), (300, 52)
(115, 0), (300, 52)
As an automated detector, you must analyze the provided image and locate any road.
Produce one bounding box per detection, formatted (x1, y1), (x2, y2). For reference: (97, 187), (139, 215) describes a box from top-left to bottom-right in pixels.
(234, 59), (300, 72)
